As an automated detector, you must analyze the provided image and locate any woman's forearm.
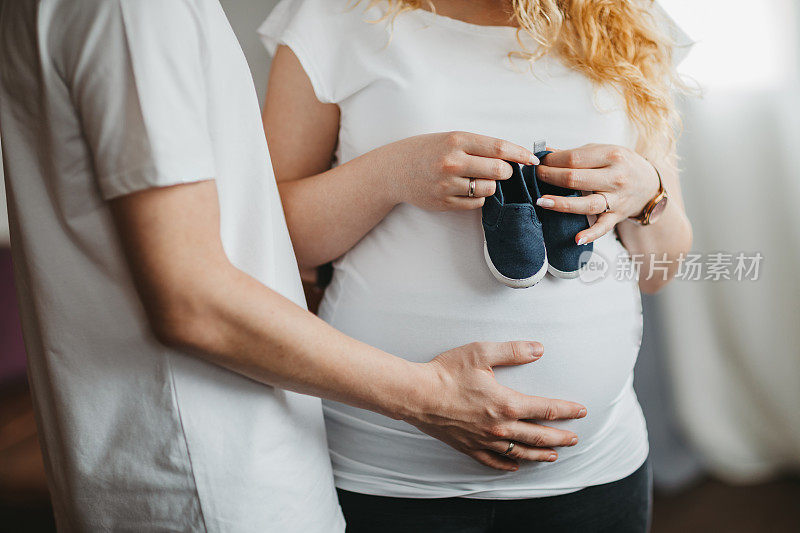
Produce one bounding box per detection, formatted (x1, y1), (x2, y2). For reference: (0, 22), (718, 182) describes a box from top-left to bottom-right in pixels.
(279, 146), (398, 268)
(616, 160), (693, 293)
(616, 201), (692, 293)
(279, 132), (536, 268)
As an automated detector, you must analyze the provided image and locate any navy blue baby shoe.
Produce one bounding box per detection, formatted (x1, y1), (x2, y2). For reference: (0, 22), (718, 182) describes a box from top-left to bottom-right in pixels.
(526, 142), (593, 279)
(482, 160), (548, 288)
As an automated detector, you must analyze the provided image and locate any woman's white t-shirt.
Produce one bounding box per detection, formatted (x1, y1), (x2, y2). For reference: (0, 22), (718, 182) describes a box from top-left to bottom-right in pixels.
(260, 0), (691, 499)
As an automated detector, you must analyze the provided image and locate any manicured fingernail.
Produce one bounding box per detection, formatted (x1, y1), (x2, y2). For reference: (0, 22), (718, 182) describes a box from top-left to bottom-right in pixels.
(548, 454), (558, 462)
(570, 437), (578, 446)
(577, 237), (588, 246)
(578, 408), (587, 418)
(536, 198), (555, 208)
(530, 154), (540, 165)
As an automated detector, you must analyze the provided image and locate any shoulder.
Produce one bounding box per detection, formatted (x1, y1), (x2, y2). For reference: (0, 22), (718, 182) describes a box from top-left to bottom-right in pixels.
(258, 0), (391, 103)
(45, 0), (202, 23)
(648, 1), (694, 66)
(258, 0), (385, 53)
(43, 0), (207, 82)
(43, 0), (207, 48)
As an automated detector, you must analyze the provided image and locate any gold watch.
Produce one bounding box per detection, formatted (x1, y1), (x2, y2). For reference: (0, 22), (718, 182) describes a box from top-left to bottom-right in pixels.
(630, 162), (668, 226)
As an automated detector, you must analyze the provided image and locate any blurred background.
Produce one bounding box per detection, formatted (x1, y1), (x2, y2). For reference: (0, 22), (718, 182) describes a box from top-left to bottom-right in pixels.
(1, 0), (799, 530)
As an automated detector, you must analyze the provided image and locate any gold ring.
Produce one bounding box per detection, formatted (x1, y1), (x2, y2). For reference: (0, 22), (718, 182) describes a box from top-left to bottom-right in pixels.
(468, 178), (476, 198)
(502, 441), (515, 456)
(597, 192), (611, 213)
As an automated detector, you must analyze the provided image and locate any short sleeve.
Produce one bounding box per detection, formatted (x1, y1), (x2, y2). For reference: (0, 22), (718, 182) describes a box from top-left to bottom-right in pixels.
(258, 0), (376, 105)
(53, 0), (216, 200)
(651, 1), (695, 68)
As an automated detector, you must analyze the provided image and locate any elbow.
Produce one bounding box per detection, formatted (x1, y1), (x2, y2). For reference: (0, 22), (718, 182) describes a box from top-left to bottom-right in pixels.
(296, 255), (328, 271)
(148, 311), (193, 350)
(144, 295), (217, 353)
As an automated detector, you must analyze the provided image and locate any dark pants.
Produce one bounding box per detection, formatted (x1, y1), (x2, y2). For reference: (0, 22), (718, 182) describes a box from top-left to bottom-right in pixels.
(337, 459), (652, 533)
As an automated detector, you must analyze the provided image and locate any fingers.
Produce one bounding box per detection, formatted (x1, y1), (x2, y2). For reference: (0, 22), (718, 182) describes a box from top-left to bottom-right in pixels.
(474, 341), (544, 367)
(449, 177), (497, 199)
(535, 165), (613, 192)
(516, 394), (587, 421)
(469, 449), (519, 472)
(461, 156), (514, 181)
(454, 132), (538, 165)
(443, 196), (487, 211)
(575, 212), (621, 246)
(539, 145), (619, 169)
(487, 441), (559, 463)
(471, 179), (497, 198)
(504, 420), (579, 449)
(485, 420), (580, 464)
(536, 193), (609, 215)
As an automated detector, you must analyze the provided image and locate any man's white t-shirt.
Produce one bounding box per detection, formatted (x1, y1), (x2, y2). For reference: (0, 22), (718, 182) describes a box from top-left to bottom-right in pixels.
(0, 1), (343, 531)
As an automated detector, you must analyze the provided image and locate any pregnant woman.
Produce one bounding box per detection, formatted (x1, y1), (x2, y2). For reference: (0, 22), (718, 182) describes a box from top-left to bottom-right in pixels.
(260, 0), (692, 530)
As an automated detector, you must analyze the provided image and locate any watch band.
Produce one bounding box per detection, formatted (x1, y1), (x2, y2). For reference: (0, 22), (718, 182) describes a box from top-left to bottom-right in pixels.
(630, 161), (668, 226)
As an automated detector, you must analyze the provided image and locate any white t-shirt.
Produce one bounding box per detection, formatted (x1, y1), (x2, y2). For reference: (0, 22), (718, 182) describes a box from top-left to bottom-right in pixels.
(0, 1), (343, 531)
(260, 0), (691, 499)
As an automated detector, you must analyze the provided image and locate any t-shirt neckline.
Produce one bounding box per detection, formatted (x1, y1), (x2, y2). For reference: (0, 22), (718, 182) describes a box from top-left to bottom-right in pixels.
(409, 8), (521, 38)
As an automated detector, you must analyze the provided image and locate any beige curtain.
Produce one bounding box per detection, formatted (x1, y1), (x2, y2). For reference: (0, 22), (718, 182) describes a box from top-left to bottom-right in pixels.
(662, 89), (800, 481)
(1, 139), (8, 247)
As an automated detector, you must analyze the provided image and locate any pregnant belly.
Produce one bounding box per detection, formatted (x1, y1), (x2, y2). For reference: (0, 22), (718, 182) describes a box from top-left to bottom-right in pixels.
(320, 204), (642, 435)
(319, 230), (643, 441)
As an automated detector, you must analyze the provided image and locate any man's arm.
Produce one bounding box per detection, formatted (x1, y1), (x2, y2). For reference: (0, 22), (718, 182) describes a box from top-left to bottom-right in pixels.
(110, 180), (587, 470)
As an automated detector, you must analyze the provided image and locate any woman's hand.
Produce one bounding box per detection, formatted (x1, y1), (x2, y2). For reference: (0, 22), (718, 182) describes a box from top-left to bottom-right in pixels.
(406, 341), (587, 471)
(382, 131), (538, 212)
(535, 144), (661, 245)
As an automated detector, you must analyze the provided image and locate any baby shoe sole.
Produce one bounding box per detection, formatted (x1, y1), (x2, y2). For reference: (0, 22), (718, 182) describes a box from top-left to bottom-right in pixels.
(546, 249), (595, 279)
(547, 264), (582, 279)
(483, 241), (548, 289)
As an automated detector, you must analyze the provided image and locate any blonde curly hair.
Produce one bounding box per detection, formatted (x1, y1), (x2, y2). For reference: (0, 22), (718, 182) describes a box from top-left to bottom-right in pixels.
(359, 0), (688, 158)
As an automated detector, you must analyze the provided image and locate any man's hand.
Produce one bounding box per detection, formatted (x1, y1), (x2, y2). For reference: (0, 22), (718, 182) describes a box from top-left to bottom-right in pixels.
(407, 341), (587, 471)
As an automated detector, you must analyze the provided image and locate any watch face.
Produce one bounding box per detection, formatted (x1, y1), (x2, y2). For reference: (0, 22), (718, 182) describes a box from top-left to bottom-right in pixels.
(648, 195), (668, 224)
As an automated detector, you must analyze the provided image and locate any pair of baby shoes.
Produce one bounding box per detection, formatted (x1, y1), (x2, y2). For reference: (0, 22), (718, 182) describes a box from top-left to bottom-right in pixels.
(482, 141), (593, 289)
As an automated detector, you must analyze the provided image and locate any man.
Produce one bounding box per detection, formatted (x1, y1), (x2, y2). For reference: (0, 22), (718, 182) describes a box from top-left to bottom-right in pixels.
(0, 1), (585, 530)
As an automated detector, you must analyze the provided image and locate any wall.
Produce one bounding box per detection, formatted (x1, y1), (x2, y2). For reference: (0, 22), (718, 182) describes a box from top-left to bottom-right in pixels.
(219, 0), (280, 105)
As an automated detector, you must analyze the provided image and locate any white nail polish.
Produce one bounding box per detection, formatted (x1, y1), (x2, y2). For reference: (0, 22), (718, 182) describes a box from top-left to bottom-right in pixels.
(536, 198), (555, 208)
(530, 155), (540, 165)
(577, 237), (587, 246)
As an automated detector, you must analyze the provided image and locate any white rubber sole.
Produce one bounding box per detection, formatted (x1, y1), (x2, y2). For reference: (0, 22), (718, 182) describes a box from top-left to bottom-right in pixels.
(547, 264), (582, 279)
(547, 250), (595, 279)
(483, 241), (548, 289)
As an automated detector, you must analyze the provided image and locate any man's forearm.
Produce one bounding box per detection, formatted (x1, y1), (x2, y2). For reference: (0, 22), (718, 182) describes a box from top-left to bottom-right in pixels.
(158, 262), (427, 420)
(111, 181), (425, 420)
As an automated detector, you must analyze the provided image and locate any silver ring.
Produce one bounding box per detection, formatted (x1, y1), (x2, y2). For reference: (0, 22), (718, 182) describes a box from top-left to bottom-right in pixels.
(597, 192), (611, 213)
(501, 441), (515, 456)
(468, 178), (476, 198)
